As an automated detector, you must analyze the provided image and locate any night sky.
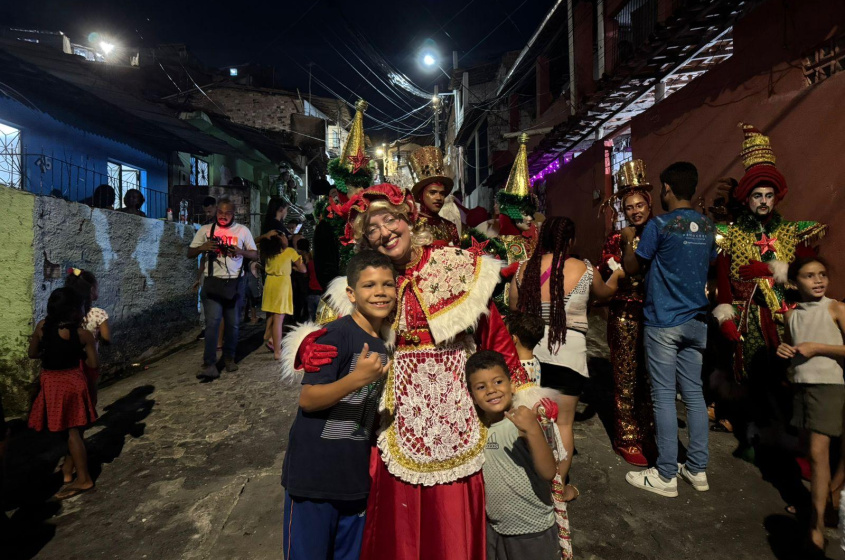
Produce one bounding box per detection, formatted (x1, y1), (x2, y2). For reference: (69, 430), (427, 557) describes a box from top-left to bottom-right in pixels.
(4, 0), (553, 139)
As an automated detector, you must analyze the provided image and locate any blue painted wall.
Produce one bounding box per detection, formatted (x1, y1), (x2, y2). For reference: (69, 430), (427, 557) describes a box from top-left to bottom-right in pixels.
(0, 95), (169, 218)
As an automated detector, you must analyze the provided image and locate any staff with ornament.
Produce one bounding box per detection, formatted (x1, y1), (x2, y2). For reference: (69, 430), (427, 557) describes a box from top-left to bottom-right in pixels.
(408, 146), (461, 245)
(598, 160), (656, 467)
(712, 123), (827, 444)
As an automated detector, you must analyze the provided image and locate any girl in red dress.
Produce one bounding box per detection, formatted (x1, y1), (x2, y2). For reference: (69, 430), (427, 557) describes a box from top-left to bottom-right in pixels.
(28, 287), (99, 500)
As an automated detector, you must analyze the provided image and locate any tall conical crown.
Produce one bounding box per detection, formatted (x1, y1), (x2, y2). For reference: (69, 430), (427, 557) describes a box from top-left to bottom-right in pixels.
(341, 99), (369, 172)
(503, 133), (531, 197)
(739, 122), (776, 170)
(497, 133), (536, 220)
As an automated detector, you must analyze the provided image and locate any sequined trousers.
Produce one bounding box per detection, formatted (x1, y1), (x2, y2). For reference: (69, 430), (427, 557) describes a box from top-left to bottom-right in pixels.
(608, 299), (654, 449)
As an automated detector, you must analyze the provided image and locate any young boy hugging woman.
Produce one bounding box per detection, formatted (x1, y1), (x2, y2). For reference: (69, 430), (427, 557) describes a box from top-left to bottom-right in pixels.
(281, 251), (396, 560)
(467, 350), (562, 560)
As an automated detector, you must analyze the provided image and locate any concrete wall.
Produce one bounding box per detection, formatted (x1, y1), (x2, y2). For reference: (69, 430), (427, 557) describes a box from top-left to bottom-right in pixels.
(0, 188), (36, 416)
(0, 95), (169, 217)
(1, 187), (198, 416)
(629, 0), (845, 295)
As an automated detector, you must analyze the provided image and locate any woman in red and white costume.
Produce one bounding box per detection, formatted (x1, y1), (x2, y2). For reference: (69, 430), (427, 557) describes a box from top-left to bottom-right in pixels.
(283, 183), (552, 560)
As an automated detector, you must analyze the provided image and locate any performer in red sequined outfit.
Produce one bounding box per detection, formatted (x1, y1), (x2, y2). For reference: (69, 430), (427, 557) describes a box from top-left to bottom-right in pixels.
(598, 160), (656, 467)
(282, 184), (551, 560)
(409, 146), (460, 245)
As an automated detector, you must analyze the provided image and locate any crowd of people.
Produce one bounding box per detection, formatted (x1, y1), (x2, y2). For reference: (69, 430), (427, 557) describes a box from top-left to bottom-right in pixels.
(12, 107), (844, 560)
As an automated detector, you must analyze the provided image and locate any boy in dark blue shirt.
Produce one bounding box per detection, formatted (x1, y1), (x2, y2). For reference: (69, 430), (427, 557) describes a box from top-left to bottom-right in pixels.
(621, 161), (716, 498)
(282, 251), (396, 560)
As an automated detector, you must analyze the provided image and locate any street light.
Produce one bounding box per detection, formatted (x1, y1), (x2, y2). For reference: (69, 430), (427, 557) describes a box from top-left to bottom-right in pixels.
(376, 148), (384, 156)
(99, 41), (115, 55)
(422, 53), (436, 67)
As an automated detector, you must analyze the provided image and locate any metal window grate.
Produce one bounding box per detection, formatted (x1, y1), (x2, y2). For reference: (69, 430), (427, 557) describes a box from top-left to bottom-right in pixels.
(610, 134), (633, 231)
(804, 33), (845, 85)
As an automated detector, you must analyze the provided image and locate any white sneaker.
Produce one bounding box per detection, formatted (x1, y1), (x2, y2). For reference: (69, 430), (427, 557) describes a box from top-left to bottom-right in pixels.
(625, 467), (678, 497)
(678, 463), (709, 491)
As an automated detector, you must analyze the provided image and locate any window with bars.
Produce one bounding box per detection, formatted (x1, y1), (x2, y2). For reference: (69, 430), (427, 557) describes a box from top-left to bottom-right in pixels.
(804, 33), (845, 85)
(610, 135), (633, 231)
(0, 122), (22, 189)
(190, 156), (209, 186)
(108, 161), (143, 210)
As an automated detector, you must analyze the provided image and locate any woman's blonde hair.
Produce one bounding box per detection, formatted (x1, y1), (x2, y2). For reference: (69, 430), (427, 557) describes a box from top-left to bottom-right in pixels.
(353, 199), (432, 251)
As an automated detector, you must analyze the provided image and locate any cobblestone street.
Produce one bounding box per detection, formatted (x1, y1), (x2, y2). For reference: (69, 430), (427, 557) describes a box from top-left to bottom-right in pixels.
(4, 321), (844, 560)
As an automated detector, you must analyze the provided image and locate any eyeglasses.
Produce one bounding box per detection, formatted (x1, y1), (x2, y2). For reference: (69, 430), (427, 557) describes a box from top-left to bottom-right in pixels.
(365, 215), (402, 241)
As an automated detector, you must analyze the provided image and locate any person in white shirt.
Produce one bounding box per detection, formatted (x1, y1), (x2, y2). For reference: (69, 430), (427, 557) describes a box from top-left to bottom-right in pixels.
(188, 199), (258, 380)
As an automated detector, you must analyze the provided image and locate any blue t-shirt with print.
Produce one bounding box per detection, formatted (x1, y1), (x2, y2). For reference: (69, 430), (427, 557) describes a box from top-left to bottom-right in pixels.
(636, 208), (716, 328)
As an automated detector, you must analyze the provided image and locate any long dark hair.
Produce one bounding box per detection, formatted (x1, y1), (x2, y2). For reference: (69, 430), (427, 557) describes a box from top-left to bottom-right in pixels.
(42, 287), (84, 354)
(65, 268), (97, 315)
(262, 197), (289, 233)
(518, 216), (576, 353)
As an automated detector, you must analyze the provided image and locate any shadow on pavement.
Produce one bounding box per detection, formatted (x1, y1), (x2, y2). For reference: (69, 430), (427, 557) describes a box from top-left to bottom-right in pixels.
(1, 385), (156, 560)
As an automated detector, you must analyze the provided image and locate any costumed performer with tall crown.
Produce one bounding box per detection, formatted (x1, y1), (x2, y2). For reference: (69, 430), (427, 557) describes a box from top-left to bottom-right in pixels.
(281, 182), (568, 560)
(495, 133), (540, 265)
(409, 146), (461, 245)
(598, 159), (656, 467)
(712, 123), (827, 449)
(312, 99), (374, 290)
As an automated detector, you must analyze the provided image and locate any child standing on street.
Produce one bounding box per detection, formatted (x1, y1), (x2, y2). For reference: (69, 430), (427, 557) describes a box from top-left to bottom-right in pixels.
(777, 256), (845, 553)
(28, 287), (99, 500)
(505, 311), (546, 386)
(467, 350), (561, 560)
(258, 231), (306, 360)
(65, 268), (111, 404)
(281, 251), (396, 560)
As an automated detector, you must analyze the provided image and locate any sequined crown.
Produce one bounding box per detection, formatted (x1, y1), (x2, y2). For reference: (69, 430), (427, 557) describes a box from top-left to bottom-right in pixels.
(739, 123), (776, 170)
(409, 146), (453, 197)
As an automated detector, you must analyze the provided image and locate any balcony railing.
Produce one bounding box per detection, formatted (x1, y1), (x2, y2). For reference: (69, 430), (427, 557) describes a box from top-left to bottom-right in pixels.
(0, 152), (169, 219)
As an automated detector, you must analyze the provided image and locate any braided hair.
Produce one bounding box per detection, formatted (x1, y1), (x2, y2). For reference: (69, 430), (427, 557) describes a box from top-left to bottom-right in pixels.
(518, 216), (576, 353)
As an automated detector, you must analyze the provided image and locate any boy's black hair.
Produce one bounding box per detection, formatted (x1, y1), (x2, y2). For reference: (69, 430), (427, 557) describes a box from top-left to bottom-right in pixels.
(659, 162), (698, 201)
(346, 250), (396, 288)
(297, 238), (311, 252)
(505, 311), (545, 350)
(465, 350), (510, 386)
(788, 255), (829, 282)
(202, 196), (217, 208)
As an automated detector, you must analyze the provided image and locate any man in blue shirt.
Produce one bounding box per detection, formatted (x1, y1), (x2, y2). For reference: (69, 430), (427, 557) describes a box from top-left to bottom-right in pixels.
(621, 162), (716, 497)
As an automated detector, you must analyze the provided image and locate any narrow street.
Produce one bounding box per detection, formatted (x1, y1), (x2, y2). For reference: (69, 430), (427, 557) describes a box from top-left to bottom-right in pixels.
(5, 320), (843, 560)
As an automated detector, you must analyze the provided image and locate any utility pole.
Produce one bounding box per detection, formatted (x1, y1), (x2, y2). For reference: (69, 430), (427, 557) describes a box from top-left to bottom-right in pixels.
(434, 84), (440, 148)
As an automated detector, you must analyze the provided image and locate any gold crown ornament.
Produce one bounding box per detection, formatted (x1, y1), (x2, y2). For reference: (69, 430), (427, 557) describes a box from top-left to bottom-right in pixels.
(497, 133), (536, 220)
(615, 159), (650, 189)
(341, 99), (370, 173)
(738, 122), (776, 170)
(409, 146), (453, 198)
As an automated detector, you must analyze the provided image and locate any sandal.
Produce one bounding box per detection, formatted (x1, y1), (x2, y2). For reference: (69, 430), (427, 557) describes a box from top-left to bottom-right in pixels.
(55, 485), (95, 501)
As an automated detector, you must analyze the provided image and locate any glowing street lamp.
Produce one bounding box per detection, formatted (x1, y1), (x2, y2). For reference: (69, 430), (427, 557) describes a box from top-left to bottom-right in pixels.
(422, 53), (436, 67)
(100, 41), (115, 55)
(376, 148), (384, 157)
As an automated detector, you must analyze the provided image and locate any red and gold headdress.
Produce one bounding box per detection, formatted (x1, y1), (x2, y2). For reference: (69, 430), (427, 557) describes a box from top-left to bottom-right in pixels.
(734, 123), (788, 203)
(334, 183), (417, 245)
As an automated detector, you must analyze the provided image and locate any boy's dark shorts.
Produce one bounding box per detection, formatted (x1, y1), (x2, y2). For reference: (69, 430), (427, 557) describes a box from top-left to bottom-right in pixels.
(487, 522), (561, 560)
(792, 383), (845, 437)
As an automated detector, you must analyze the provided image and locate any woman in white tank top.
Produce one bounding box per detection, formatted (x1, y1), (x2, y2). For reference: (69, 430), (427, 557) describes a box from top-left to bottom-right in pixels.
(509, 216), (622, 501)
